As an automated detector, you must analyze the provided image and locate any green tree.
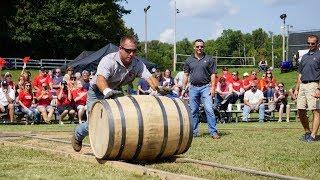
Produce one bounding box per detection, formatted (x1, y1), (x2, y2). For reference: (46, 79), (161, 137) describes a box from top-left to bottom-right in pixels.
(6, 0), (133, 58)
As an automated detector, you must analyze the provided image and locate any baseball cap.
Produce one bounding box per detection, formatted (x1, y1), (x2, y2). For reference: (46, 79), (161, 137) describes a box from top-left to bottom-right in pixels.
(40, 66), (45, 71)
(243, 72), (249, 77)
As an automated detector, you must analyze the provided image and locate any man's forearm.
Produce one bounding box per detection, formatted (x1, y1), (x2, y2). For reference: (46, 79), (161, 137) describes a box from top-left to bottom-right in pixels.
(96, 75), (110, 94)
(182, 73), (189, 89)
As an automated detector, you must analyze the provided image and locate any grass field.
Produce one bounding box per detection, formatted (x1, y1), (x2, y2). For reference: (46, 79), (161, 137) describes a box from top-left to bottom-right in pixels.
(1, 122), (319, 179)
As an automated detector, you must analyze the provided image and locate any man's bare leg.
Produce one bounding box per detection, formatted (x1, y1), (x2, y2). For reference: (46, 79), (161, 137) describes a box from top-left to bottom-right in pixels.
(298, 109), (311, 133)
(311, 109), (320, 138)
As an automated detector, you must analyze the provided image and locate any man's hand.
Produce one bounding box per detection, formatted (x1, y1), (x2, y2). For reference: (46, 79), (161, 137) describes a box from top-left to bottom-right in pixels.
(312, 89), (320, 98)
(210, 88), (215, 97)
(104, 90), (123, 99)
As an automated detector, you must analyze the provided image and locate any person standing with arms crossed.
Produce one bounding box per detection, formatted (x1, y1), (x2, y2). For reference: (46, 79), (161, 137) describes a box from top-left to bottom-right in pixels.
(71, 36), (159, 151)
(294, 34), (320, 142)
(181, 39), (219, 139)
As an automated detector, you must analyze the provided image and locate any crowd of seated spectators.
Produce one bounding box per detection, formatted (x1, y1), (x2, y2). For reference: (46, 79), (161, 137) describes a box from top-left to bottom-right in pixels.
(134, 66), (292, 123)
(0, 64), (292, 124)
(0, 65), (92, 124)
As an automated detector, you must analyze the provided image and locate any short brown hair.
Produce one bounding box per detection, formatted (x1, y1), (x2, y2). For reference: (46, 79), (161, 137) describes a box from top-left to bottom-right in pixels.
(194, 39), (204, 44)
(308, 34), (319, 43)
(120, 36), (137, 46)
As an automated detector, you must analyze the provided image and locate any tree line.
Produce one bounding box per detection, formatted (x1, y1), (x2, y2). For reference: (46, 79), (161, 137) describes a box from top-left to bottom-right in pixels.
(1, 0), (284, 71)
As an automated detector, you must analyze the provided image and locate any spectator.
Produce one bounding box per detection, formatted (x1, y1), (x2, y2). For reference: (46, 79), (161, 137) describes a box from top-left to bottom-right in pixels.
(57, 80), (75, 124)
(75, 72), (82, 81)
(72, 80), (87, 123)
(249, 70), (260, 89)
(137, 78), (151, 95)
(258, 59), (268, 72)
(4, 72), (15, 89)
(162, 69), (174, 86)
(215, 77), (232, 108)
(81, 70), (90, 91)
(0, 80), (15, 122)
(274, 82), (289, 122)
(242, 82), (265, 122)
(261, 70), (277, 101)
(174, 70), (184, 88)
(230, 71), (245, 103)
(36, 82), (54, 123)
(221, 66), (233, 83)
(242, 72), (251, 91)
(52, 68), (63, 91)
(68, 74), (77, 91)
(17, 82), (40, 123)
(21, 70), (31, 82)
(154, 70), (163, 83)
(63, 66), (74, 83)
(33, 66), (51, 91)
(215, 77), (233, 122)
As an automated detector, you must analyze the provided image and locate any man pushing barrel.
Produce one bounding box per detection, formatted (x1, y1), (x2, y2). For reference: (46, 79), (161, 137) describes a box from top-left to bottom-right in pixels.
(71, 36), (159, 152)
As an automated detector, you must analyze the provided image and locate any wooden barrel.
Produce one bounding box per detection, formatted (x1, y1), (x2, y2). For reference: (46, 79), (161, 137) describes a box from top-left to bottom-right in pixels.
(88, 95), (192, 161)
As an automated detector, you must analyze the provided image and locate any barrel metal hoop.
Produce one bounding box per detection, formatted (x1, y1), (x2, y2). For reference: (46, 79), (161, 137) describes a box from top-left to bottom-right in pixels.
(172, 98), (184, 155)
(181, 99), (193, 154)
(100, 100), (115, 159)
(154, 96), (168, 159)
(128, 96), (144, 160)
(113, 98), (126, 159)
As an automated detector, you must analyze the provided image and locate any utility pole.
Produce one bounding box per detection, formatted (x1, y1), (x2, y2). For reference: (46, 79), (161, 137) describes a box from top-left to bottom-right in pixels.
(286, 25), (293, 60)
(280, 13), (287, 62)
(173, 0), (178, 72)
(269, 31), (274, 68)
(144, 5), (151, 57)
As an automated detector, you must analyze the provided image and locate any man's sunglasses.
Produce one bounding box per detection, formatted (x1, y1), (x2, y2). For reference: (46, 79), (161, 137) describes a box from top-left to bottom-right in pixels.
(120, 46), (137, 54)
(195, 46), (204, 49)
(307, 42), (317, 45)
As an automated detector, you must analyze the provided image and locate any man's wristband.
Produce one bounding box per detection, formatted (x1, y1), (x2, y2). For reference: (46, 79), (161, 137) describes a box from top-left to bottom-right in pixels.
(103, 88), (112, 96)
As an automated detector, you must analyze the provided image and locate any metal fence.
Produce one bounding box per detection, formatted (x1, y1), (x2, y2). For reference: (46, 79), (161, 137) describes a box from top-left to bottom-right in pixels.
(3, 58), (73, 70)
(176, 54), (256, 70)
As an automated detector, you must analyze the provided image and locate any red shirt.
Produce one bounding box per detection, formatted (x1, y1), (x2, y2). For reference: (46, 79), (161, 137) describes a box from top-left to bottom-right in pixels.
(221, 73), (233, 83)
(72, 88), (87, 106)
(57, 89), (71, 106)
(230, 78), (243, 92)
(242, 77), (251, 90)
(33, 74), (51, 89)
(36, 90), (52, 106)
(18, 90), (33, 108)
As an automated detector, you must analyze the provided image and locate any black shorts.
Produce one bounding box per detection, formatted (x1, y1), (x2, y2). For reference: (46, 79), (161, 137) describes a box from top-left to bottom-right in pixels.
(275, 103), (287, 112)
(57, 105), (75, 115)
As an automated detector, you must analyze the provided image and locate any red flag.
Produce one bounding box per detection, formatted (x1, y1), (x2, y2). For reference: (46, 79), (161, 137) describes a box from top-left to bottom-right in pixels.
(23, 56), (30, 64)
(0, 57), (6, 68)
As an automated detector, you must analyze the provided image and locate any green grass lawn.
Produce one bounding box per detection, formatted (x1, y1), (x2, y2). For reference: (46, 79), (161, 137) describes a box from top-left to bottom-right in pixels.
(1, 121), (319, 179)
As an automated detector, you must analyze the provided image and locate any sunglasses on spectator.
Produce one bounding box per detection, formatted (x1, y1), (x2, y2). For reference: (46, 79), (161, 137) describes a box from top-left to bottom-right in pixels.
(251, 86), (257, 88)
(195, 46), (204, 49)
(252, 73), (257, 75)
(25, 84), (31, 87)
(120, 46), (137, 54)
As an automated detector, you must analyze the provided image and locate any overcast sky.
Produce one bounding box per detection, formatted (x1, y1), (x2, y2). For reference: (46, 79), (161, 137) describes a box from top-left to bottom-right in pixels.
(121, 0), (319, 43)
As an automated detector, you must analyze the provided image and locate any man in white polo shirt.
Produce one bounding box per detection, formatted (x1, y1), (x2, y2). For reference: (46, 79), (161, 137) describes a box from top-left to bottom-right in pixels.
(242, 82), (265, 122)
(72, 36), (159, 152)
